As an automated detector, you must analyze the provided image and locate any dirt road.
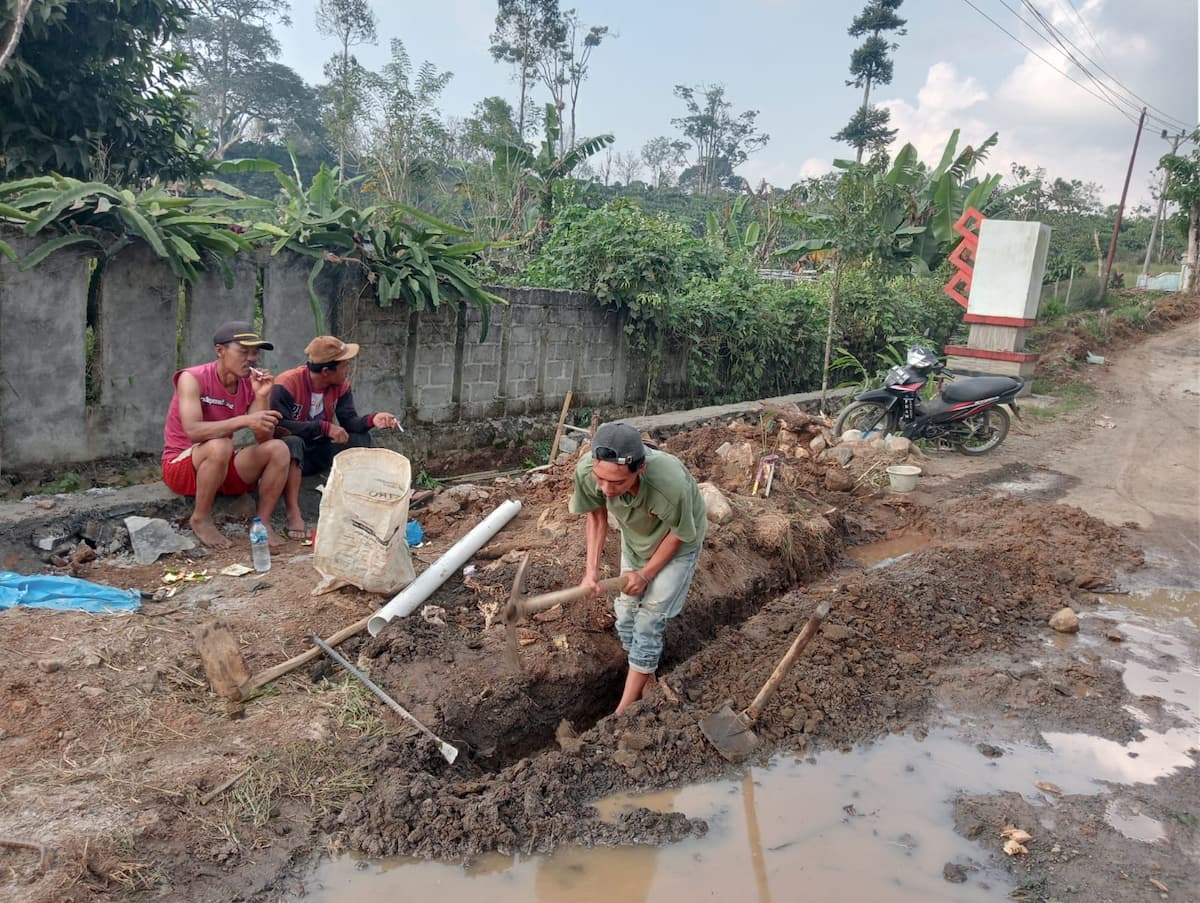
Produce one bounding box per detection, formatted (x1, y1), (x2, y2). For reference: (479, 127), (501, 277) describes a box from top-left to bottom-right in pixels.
(931, 321), (1200, 589)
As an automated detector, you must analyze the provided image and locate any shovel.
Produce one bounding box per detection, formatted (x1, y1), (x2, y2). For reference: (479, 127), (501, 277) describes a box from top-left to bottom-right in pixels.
(700, 600), (830, 761)
(309, 635), (459, 764)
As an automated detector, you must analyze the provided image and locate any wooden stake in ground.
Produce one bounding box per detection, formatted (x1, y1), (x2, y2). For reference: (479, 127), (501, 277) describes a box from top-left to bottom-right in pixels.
(548, 390), (573, 464)
(195, 620), (250, 701)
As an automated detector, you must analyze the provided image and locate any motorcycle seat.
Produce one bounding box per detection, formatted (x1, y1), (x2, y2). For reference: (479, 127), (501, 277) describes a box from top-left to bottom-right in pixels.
(942, 376), (1022, 403)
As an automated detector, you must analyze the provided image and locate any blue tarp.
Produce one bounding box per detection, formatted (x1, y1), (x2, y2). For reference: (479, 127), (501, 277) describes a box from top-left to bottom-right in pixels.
(0, 572), (141, 613)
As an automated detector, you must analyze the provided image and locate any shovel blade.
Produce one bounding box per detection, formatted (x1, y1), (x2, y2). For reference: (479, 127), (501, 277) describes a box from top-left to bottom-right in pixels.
(439, 742), (460, 765)
(699, 704), (760, 762)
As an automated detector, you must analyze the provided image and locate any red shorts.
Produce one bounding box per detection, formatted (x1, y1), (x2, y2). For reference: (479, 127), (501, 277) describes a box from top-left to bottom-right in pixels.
(162, 448), (257, 497)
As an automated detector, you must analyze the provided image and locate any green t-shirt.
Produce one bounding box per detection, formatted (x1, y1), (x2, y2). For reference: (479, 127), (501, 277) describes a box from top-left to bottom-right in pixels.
(569, 449), (708, 568)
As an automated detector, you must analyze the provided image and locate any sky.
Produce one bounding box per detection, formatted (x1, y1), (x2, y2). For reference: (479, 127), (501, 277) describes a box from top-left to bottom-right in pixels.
(274, 0), (1198, 207)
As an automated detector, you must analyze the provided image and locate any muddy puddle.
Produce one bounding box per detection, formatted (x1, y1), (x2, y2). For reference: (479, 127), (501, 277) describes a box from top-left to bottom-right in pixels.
(845, 532), (932, 570)
(307, 591), (1199, 902)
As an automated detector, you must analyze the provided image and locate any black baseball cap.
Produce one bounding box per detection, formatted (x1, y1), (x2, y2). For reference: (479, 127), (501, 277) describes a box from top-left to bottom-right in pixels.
(213, 321), (274, 350)
(592, 422), (649, 466)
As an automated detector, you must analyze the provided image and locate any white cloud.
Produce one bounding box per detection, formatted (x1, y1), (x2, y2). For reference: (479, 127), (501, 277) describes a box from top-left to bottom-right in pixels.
(879, 63), (994, 166)
(739, 157), (831, 189)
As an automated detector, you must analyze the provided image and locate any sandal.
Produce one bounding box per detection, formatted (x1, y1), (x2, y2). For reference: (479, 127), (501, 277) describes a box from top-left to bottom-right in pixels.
(283, 526), (310, 542)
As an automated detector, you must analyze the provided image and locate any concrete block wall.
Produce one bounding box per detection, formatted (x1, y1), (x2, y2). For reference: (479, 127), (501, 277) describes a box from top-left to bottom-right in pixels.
(0, 232), (823, 473)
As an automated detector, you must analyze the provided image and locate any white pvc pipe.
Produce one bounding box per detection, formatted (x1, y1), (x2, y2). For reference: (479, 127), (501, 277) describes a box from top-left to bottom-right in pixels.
(367, 498), (523, 636)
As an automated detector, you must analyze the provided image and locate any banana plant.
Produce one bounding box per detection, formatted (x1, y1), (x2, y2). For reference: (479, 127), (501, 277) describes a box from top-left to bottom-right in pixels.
(484, 104), (614, 232)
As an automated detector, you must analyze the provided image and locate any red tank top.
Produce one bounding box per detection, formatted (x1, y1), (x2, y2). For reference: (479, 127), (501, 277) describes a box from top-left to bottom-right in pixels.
(162, 361), (255, 463)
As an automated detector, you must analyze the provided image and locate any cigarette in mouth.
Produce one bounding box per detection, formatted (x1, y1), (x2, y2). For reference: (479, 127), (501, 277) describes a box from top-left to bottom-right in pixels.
(249, 367), (267, 378)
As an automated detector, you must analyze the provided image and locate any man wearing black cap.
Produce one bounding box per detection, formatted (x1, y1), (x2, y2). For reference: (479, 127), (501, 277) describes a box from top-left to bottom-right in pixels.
(269, 335), (401, 538)
(570, 421), (708, 714)
(161, 321), (291, 549)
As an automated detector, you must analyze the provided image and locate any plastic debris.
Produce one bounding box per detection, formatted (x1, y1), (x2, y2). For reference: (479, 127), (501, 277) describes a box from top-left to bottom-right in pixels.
(406, 519), (424, 547)
(0, 571), (140, 613)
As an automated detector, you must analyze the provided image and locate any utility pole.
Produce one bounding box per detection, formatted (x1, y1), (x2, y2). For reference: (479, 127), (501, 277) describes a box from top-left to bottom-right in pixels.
(1100, 107), (1147, 305)
(1140, 130), (1186, 287)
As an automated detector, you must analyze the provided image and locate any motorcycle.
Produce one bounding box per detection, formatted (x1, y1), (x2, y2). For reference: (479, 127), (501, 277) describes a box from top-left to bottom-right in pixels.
(832, 345), (1023, 456)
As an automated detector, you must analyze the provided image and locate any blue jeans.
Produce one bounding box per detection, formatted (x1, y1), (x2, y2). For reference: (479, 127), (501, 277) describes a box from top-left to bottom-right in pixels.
(614, 547), (701, 675)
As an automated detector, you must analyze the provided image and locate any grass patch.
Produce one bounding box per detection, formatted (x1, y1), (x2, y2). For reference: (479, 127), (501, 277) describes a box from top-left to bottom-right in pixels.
(1025, 379), (1097, 421)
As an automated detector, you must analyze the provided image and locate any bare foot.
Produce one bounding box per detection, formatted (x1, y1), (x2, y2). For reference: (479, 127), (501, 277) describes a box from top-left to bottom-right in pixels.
(189, 515), (232, 549)
(286, 515), (307, 536)
(264, 524), (285, 548)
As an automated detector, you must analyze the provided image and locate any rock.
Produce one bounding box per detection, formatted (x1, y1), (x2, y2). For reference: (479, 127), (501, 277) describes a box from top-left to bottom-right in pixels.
(840, 429), (864, 443)
(555, 720), (583, 755)
(810, 436), (828, 454)
(886, 436), (913, 456)
(611, 749), (638, 768)
(977, 742), (1004, 759)
(425, 493), (462, 516)
(124, 516), (197, 565)
(820, 623), (852, 643)
(33, 498), (57, 510)
(80, 686), (105, 699)
(943, 862), (969, 883)
(869, 437), (887, 451)
(698, 482), (733, 524)
(537, 506), (569, 538)
(31, 527), (73, 552)
(37, 659), (64, 673)
(1049, 607), (1079, 633)
(620, 731), (652, 752)
(72, 541), (98, 564)
(558, 437), (579, 455)
(1106, 627), (1124, 642)
(825, 469), (853, 492)
(824, 446), (854, 466)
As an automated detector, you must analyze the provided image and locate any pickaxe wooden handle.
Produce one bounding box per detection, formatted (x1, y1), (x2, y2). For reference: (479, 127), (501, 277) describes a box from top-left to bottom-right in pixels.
(502, 551), (627, 672)
(516, 576), (627, 619)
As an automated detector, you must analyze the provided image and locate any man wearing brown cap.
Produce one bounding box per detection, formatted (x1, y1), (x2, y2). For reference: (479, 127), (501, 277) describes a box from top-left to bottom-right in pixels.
(570, 421), (707, 714)
(270, 335), (401, 538)
(161, 321), (292, 549)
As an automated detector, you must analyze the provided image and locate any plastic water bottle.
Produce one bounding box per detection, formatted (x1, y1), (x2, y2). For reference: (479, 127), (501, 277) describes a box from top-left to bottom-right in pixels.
(249, 517), (271, 572)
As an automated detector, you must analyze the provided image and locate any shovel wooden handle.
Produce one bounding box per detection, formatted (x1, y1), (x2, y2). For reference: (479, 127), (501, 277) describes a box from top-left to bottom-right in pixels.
(521, 575), (627, 617)
(744, 601), (830, 723)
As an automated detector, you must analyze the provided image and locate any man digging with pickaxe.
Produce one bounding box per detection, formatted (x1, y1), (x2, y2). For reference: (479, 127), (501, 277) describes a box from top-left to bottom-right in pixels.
(569, 422), (708, 714)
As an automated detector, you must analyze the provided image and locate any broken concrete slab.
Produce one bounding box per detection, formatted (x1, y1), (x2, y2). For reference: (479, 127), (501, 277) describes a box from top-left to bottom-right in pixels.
(125, 516), (196, 565)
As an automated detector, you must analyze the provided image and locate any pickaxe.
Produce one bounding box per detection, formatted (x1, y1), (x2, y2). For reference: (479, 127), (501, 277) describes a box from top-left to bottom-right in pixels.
(501, 552), (625, 671)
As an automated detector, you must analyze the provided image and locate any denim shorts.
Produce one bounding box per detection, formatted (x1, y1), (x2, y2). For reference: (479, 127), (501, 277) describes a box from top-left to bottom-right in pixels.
(614, 546), (701, 674)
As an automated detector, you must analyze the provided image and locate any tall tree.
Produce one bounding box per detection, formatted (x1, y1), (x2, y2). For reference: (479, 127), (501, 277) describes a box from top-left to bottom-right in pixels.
(0, 0), (207, 183)
(641, 135), (689, 188)
(671, 84), (768, 196)
(562, 14), (609, 151)
(179, 0), (318, 159)
(364, 38), (453, 205)
(833, 0), (906, 162)
(489, 0), (563, 139)
(317, 0), (377, 177)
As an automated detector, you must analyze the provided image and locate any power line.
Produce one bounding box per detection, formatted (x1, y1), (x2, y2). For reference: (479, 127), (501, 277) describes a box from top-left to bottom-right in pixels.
(1020, 0), (1192, 133)
(1054, 0), (1112, 70)
(957, 0), (1191, 136)
(958, 0), (1140, 125)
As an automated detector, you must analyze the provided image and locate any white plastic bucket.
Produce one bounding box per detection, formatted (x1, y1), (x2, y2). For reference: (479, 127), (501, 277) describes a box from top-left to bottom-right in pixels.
(886, 464), (922, 492)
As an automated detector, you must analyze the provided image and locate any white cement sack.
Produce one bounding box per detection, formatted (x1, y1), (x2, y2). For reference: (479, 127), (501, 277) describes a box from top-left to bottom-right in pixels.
(313, 448), (414, 594)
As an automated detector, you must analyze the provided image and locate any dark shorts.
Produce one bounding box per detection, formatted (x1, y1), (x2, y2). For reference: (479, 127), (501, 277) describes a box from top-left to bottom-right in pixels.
(162, 447), (257, 497)
(282, 431), (373, 476)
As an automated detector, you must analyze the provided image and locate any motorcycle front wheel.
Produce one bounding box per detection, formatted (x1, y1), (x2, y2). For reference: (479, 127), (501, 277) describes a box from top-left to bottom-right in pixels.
(954, 407), (1010, 455)
(833, 400), (899, 439)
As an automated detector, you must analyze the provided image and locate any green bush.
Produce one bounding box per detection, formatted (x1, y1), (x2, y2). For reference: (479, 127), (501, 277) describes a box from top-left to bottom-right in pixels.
(666, 262), (825, 403)
(525, 199), (721, 309)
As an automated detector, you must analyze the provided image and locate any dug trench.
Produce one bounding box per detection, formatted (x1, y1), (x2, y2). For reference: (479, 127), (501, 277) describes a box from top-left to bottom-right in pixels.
(0, 414), (1185, 903)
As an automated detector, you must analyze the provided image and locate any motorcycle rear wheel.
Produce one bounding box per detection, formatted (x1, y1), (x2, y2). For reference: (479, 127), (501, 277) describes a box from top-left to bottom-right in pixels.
(833, 401), (899, 439)
(954, 407), (1010, 455)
